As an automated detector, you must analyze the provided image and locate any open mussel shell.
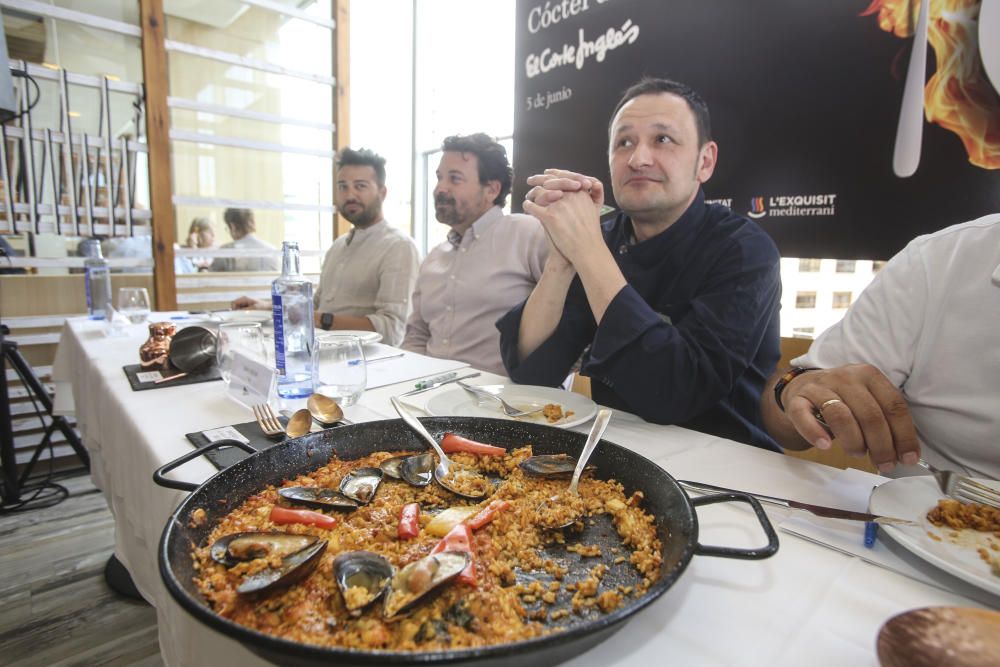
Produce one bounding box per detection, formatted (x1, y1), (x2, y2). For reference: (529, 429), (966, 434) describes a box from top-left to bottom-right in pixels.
(399, 452), (434, 487)
(210, 532), (319, 567)
(519, 453), (596, 477)
(279, 486), (360, 511)
(236, 539), (327, 595)
(379, 455), (407, 480)
(384, 551), (470, 619)
(332, 550), (394, 616)
(339, 467), (383, 504)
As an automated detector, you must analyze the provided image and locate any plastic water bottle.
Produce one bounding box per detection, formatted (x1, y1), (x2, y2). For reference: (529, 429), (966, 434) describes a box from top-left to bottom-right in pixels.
(81, 239), (112, 320)
(271, 241), (316, 398)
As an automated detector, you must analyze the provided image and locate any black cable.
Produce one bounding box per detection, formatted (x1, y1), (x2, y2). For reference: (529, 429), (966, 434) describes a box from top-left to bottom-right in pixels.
(3, 70), (40, 124)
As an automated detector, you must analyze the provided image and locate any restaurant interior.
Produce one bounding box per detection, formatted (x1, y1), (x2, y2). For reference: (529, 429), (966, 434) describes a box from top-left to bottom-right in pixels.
(0, 1), (998, 666)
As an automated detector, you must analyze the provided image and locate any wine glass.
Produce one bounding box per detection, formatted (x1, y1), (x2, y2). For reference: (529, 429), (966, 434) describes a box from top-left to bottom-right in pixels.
(117, 287), (151, 324)
(314, 335), (366, 406)
(216, 322), (265, 383)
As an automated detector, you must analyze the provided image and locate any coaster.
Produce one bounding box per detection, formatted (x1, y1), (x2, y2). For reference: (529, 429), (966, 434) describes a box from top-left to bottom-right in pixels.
(185, 419), (345, 470)
(123, 363), (221, 391)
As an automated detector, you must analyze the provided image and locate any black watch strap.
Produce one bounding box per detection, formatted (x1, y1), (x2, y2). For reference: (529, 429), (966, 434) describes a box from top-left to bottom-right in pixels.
(320, 312), (334, 330)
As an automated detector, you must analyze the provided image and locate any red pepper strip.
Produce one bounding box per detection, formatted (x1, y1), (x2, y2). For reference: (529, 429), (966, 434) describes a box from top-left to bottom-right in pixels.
(440, 432), (506, 457)
(398, 502), (420, 540)
(430, 523), (477, 586)
(269, 505), (337, 530)
(466, 499), (511, 531)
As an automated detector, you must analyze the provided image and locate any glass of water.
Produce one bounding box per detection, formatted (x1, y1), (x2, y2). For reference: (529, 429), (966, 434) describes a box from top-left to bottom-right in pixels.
(314, 335), (366, 406)
(216, 322), (265, 383)
(117, 287), (151, 324)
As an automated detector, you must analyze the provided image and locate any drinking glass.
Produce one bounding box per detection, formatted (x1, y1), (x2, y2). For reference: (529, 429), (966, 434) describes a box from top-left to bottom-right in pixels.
(216, 322), (266, 383)
(314, 335), (366, 407)
(117, 287), (151, 324)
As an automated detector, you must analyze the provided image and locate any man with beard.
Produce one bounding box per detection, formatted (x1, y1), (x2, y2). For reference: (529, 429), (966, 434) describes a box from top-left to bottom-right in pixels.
(402, 134), (547, 374)
(497, 78), (782, 451)
(233, 148), (418, 345)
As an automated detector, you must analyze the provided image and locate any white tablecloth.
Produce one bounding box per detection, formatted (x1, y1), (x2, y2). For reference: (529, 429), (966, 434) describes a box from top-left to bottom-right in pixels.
(51, 317), (995, 667)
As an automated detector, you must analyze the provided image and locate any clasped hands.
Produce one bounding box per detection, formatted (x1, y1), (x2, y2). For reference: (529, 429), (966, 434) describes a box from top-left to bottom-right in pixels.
(523, 169), (607, 269)
(781, 363), (920, 473)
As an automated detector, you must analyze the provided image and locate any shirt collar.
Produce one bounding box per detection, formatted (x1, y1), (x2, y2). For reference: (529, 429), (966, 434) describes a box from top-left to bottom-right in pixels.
(447, 206), (502, 248)
(346, 219), (388, 246)
(616, 189), (707, 264)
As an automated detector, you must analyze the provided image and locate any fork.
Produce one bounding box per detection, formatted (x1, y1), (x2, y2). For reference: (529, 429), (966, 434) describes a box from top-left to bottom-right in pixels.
(918, 459), (1000, 509)
(457, 381), (543, 418)
(252, 403), (284, 438)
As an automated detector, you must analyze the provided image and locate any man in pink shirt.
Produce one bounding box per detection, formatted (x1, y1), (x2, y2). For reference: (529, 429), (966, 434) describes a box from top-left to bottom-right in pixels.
(402, 133), (548, 375)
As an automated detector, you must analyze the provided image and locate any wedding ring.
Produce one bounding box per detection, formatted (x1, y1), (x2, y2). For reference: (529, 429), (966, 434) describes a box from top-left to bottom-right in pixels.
(819, 398), (843, 412)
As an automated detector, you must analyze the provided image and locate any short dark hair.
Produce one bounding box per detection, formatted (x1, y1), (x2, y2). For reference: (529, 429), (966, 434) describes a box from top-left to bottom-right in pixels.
(608, 77), (712, 147)
(223, 208), (255, 234)
(337, 147), (387, 187)
(441, 133), (512, 207)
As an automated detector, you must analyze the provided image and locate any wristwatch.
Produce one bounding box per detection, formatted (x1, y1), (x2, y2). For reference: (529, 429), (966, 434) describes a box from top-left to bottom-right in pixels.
(320, 313), (334, 330)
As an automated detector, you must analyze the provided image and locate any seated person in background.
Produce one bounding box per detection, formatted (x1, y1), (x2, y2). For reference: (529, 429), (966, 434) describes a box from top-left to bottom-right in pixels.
(210, 208), (280, 272)
(402, 133), (547, 375)
(761, 214), (1000, 479)
(184, 217), (216, 271)
(233, 148), (419, 346)
(497, 78), (782, 451)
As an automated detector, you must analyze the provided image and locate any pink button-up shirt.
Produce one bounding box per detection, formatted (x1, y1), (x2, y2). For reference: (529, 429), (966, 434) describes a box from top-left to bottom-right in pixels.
(402, 206), (548, 375)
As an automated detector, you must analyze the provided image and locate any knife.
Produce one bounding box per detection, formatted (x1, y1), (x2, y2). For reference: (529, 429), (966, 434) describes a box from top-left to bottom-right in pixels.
(677, 480), (916, 526)
(396, 372), (481, 397)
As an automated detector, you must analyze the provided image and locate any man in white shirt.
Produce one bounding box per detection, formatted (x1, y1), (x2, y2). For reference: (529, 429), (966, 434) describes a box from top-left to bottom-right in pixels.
(761, 214), (1000, 479)
(402, 133), (547, 375)
(233, 148), (419, 346)
(210, 208), (280, 272)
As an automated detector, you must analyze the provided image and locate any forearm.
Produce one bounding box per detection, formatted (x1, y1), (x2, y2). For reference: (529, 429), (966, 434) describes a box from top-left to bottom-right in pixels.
(331, 314), (375, 332)
(573, 246), (627, 325)
(517, 260), (577, 362)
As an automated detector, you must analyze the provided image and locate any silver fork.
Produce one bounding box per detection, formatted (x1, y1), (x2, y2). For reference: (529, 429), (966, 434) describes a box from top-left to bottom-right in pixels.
(457, 380), (543, 418)
(918, 459), (1000, 509)
(252, 403), (283, 438)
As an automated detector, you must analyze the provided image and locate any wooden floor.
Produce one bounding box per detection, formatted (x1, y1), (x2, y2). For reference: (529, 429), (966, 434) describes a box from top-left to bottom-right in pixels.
(0, 473), (163, 667)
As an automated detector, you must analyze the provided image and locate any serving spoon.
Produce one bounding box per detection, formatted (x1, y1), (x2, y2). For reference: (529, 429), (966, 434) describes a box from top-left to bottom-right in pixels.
(390, 396), (491, 500)
(538, 408), (612, 529)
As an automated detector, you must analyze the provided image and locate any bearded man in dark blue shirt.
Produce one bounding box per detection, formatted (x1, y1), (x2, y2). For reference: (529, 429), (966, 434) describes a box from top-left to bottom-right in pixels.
(497, 77), (782, 451)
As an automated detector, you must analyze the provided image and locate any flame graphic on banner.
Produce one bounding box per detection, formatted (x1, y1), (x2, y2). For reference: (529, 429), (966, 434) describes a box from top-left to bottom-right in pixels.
(751, 197), (765, 213)
(861, 0), (1000, 169)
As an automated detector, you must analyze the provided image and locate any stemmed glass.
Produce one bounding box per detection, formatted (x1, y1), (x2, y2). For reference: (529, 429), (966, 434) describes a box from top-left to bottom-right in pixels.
(216, 322), (266, 383)
(117, 287), (151, 324)
(314, 335), (366, 406)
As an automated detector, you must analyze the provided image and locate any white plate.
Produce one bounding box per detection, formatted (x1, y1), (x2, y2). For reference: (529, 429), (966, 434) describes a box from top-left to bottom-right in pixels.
(870, 476), (1000, 596)
(316, 330), (383, 345)
(425, 384), (597, 429)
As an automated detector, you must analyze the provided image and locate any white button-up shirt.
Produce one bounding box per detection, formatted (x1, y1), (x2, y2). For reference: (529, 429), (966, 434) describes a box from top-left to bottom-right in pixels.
(403, 206), (548, 374)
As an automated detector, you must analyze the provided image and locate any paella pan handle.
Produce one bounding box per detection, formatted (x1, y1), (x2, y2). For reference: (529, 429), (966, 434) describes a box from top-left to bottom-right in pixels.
(689, 492), (780, 560)
(153, 439), (255, 492)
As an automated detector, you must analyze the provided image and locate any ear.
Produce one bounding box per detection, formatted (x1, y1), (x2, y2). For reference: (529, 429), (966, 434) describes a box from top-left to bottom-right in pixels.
(378, 185), (388, 202)
(695, 141), (718, 183)
(483, 179), (502, 203)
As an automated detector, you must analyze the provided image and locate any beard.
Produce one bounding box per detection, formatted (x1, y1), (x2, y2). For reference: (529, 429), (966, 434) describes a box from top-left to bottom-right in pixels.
(434, 194), (461, 227)
(341, 200), (381, 227)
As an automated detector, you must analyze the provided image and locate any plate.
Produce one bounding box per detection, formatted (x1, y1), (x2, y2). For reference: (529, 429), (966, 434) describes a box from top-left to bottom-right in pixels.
(196, 310), (272, 326)
(870, 476), (1000, 596)
(316, 330), (382, 345)
(425, 384), (597, 429)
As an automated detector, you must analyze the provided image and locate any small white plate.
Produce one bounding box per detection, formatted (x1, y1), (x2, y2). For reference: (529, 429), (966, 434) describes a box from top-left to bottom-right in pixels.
(426, 384), (597, 429)
(870, 476), (1000, 596)
(201, 309), (272, 325)
(316, 330), (383, 345)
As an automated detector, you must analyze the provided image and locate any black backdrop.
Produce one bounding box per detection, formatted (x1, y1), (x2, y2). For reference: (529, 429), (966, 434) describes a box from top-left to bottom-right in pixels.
(511, 0), (1000, 260)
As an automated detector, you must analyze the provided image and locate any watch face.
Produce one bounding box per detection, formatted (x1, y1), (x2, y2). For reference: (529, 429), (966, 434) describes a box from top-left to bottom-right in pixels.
(321, 313), (333, 330)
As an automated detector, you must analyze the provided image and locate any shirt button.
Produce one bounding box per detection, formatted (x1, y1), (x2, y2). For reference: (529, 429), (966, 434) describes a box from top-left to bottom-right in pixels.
(446, 305), (453, 311)
(449, 275), (456, 280)
(460, 248), (467, 253)
(443, 338), (449, 344)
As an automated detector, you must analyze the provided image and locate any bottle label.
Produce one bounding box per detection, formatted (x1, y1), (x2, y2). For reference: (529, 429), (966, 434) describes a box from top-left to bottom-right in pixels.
(272, 294), (286, 375)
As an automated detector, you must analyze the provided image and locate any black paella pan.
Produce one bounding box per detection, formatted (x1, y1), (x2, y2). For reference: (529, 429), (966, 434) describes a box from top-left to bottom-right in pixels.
(155, 417), (778, 667)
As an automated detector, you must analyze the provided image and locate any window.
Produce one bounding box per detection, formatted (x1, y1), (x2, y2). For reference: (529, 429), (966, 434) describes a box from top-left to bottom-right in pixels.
(795, 291), (817, 308)
(835, 259), (856, 273)
(798, 258), (821, 272)
(832, 291), (852, 308)
(791, 327), (815, 338)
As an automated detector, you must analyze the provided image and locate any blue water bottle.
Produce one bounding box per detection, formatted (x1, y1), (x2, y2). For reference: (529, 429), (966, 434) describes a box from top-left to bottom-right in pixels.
(80, 239), (112, 319)
(271, 241), (316, 398)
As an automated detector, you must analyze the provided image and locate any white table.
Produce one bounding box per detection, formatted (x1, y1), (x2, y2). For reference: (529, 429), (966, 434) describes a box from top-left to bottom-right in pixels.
(52, 317), (994, 667)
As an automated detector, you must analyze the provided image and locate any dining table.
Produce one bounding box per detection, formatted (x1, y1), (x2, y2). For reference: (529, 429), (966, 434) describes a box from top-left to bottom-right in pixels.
(50, 315), (998, 667)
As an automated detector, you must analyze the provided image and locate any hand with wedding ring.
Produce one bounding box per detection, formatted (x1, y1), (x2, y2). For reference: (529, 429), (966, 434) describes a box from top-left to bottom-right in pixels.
(779, 364), (921, 473)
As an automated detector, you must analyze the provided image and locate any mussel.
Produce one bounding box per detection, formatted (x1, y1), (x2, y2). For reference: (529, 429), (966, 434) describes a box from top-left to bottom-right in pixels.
(380, 453), (435, 487)
(236, 539), (328, 595)
(279, 486), (359, 511)
(332, 551), (394, 616)
(383, 551), (470, 619)
(379, 455), (406, 479)
(210, 532), (318, 567)
(339, 467), (384, 504)
(519, 453), (597, 478)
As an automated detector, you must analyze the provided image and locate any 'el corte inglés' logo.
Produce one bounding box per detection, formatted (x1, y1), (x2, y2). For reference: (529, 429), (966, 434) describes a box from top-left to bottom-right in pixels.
(747, 194), (837, 219)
